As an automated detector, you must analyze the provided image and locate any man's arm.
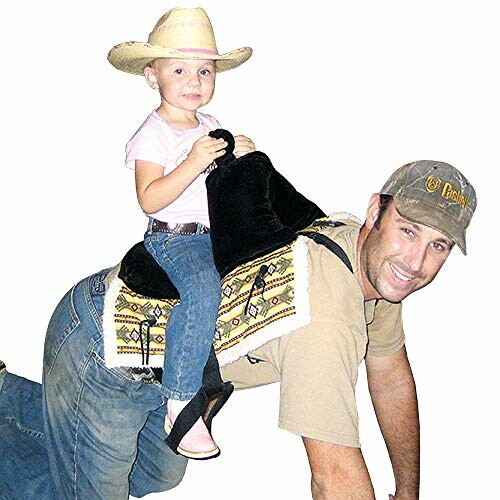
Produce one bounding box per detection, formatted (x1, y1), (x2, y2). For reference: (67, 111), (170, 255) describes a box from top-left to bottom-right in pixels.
(302, 438), (375, 499)
(365, 346), (420, 499)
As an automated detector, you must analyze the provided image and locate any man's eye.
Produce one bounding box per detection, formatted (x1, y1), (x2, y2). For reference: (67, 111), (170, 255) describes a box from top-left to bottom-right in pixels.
(174, 69), (184, 75)
(199, 69), (211, 76)
(431, 242), (446, 252)
(401, 227), (414, 238)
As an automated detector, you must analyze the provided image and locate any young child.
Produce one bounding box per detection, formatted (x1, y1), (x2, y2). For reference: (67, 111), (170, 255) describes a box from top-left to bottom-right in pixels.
(108, 7), (254, 459)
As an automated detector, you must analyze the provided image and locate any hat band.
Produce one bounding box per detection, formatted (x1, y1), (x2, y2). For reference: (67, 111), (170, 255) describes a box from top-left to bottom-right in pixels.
(176, 48), (219, 55)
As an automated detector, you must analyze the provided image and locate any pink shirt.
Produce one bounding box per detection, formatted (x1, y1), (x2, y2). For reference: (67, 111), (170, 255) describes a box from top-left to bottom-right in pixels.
(125, 110), (221, 227)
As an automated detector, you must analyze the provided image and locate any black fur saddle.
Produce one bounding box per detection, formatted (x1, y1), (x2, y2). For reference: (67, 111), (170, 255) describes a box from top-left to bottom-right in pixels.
(118, 129), (325, 299)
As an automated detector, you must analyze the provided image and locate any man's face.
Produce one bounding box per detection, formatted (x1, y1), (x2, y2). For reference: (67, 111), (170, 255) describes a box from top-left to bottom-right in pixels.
(359, 198), (454, 303)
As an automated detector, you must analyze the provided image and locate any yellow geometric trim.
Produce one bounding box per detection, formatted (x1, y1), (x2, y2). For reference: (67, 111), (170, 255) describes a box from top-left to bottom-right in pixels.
(112, 244), (297, 359)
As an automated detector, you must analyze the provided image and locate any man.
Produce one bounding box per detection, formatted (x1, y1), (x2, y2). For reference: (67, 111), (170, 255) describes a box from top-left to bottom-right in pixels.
(0, 160), (476, 499)
(222, 160), (475, 498)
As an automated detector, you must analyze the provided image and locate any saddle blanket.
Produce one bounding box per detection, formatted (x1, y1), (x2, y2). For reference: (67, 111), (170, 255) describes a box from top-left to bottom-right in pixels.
(103, 235), (311, 369)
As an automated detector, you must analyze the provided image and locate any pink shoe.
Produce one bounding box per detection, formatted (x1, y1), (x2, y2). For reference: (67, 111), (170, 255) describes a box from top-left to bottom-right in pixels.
(165, 399), (220, 460)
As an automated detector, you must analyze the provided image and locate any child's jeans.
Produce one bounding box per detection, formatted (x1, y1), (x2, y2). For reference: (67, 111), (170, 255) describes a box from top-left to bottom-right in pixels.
(144, 221), (221, 401)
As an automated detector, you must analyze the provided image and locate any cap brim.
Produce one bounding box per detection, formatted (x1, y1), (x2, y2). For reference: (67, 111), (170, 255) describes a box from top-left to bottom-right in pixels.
(108, 43), (252, 75)
(393, 196), (467, 255)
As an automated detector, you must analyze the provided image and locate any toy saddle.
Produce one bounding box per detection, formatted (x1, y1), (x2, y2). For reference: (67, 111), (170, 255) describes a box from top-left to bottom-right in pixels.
(114, 129), (326, 455)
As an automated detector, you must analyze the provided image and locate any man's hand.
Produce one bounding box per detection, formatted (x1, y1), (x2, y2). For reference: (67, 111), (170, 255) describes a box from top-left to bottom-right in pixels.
(389, 491), (417, 499)
(233, 135), (255, 158)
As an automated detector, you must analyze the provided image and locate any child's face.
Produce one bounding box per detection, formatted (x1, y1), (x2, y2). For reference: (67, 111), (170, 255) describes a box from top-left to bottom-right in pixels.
(144, 58), (216, 115)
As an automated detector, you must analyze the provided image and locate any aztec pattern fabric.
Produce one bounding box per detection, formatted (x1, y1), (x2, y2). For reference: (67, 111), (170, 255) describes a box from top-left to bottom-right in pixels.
(103, 236), (311, 369)
(105, 130), (328, 370)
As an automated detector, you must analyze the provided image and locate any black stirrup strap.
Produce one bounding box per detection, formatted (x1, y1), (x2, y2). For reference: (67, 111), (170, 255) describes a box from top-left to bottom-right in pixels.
(165, 347), (234, 454)
(165, 225), (352, 454)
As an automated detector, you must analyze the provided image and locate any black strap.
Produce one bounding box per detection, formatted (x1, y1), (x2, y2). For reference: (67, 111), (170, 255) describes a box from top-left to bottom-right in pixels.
(165, 347), (234, 454)
(165, 223), (352, 455)
(298, 230), (353, 274)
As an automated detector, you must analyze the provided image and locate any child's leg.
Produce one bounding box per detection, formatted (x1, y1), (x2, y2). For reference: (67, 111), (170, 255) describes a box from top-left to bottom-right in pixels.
(144, 232), (221, 399)
(144, 230), (221, 458)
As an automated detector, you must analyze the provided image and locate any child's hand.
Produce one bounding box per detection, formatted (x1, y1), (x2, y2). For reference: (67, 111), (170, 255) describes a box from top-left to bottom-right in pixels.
(187, 135), (227, 173)
(234, 135), (255, 158)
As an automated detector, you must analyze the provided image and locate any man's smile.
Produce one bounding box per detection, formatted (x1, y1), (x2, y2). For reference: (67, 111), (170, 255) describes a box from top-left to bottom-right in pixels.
(388, 262), (418, 284)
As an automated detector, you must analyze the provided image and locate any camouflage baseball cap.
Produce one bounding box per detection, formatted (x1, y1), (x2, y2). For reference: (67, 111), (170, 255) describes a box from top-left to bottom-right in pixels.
(380, 160), (476, 254)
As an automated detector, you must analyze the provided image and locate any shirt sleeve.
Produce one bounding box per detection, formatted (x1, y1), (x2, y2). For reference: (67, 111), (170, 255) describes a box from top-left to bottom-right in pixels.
(198, 112), (222, 132)
(275, 320), (367, 447)
(366, 300), (405, 357)
(125, 124), (169, 171)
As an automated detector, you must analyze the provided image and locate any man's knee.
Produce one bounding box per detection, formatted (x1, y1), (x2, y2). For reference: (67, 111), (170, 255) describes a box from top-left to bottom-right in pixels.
(129, 457), (187, 498)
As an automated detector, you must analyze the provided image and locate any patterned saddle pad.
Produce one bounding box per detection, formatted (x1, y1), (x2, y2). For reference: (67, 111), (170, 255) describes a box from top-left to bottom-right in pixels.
(103, 236), (311, 369)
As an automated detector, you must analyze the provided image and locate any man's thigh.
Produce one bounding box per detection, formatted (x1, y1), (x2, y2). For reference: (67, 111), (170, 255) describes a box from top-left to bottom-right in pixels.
(0, 373), (53, 500)
(43, 272), (187, 499)
(130, 404), (188, 498)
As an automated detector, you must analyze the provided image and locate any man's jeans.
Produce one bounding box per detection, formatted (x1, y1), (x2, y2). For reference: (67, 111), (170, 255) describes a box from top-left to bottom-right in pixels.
(0, 270), (188, 499)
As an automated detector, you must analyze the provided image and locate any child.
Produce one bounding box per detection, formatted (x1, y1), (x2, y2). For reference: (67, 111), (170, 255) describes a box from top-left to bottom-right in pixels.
(108, 7), (255, 459)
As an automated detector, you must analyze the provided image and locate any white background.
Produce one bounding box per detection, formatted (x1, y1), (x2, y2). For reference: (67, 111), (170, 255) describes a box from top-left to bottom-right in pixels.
(1, 1), (498, 498)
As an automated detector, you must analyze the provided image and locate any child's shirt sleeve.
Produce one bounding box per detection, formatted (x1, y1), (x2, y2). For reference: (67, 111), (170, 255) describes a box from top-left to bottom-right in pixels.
(125, 116), (170, 171)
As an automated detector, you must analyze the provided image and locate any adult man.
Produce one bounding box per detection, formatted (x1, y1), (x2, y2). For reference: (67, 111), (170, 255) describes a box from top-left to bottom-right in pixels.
(0, 160), (476, 499)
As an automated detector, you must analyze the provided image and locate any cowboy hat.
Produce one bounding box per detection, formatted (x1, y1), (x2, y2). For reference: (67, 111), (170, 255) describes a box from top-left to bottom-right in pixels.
(108, 7), (252, 75)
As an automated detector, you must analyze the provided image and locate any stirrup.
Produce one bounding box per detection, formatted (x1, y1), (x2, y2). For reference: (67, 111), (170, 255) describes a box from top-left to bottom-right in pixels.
(164, 347), (234, 458)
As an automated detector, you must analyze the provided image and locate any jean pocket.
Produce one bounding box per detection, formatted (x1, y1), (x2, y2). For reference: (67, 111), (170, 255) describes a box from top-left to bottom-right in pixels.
(91, 349), (159, 385)
(44, 285), (81, 374)
(162, 233), (182, 245)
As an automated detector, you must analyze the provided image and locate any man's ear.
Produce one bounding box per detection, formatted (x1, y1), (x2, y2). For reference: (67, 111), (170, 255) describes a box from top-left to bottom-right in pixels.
(144, 65), (158, 90)
(365, 194), (381, 230)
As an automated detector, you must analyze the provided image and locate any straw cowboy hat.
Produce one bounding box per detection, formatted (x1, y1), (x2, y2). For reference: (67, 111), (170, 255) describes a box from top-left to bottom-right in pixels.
(108, 7), (252, 75)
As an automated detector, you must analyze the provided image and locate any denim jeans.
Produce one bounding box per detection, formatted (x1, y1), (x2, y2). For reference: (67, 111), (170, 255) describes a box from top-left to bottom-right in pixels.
(0, 270), (187, 499)
(144, 227), (221, 400)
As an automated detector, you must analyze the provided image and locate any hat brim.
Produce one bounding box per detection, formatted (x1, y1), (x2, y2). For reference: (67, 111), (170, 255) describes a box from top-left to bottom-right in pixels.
(393, 195), (467, 255)
(108, 42), (252, 75)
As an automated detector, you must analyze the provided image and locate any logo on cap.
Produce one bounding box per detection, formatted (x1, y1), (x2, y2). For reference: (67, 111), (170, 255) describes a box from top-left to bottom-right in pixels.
(442, 182), (469, 208)
(425, 175), (469, 208)
(425, 176), (442, 193)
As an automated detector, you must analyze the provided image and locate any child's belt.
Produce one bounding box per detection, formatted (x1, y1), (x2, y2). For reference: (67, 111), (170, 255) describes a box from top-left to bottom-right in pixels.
(151, 219), (210, 235)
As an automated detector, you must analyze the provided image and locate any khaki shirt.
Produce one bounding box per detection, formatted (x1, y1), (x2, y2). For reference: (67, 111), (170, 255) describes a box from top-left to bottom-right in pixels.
(221, 221), (405, 447)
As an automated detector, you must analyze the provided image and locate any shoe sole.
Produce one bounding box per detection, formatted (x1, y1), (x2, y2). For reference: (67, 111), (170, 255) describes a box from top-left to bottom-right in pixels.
(165, 417), (220, 460)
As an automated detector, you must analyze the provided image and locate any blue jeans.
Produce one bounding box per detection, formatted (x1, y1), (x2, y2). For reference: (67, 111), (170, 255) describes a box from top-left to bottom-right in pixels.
(144, 227), (221, 400)
(0, 270), (187, 499)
